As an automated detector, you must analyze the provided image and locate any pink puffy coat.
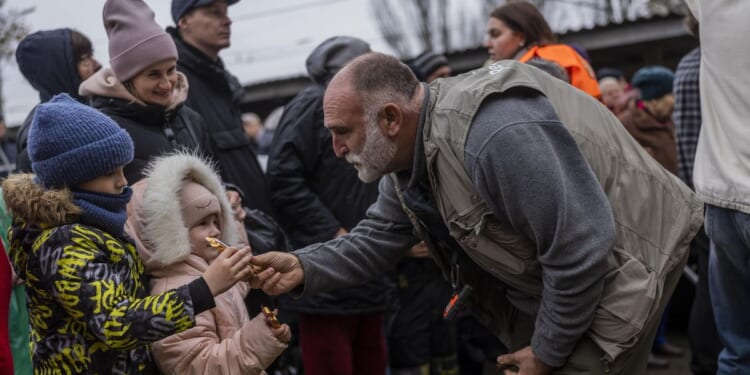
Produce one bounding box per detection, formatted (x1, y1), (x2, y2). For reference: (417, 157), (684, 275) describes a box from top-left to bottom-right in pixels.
(125, 152), (287, 375)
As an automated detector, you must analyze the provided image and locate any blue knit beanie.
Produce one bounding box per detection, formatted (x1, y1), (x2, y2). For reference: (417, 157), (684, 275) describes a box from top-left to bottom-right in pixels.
(28, 93), (134, 189)
(632, 66), (675, 101)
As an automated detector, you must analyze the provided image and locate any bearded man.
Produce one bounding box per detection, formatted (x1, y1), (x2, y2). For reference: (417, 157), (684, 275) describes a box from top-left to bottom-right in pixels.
(250, 53), (703, 375)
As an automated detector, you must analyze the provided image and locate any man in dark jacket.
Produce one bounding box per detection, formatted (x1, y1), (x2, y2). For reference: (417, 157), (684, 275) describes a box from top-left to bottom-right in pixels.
(14, 28), (101, 173)
(168, 0), (272, 214)
(265, 36), (389, 375)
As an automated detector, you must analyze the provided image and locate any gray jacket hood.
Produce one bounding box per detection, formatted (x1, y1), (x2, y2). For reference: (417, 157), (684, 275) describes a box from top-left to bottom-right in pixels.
(305, 36), (371, 85)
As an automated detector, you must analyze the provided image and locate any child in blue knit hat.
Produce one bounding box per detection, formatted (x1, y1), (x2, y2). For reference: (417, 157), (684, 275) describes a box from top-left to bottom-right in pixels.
(1, 93), (256, 374)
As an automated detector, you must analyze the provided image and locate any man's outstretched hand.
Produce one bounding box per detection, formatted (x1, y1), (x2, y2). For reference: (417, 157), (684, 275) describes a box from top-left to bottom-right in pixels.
(249, 251), (304, 295)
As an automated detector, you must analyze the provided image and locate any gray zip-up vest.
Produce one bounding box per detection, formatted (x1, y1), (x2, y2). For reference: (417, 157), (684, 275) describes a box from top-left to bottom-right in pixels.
(410, 61), (703, 360)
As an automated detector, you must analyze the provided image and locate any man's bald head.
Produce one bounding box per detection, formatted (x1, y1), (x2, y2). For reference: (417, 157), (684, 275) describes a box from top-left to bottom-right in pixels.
(328, 52), (420, 109)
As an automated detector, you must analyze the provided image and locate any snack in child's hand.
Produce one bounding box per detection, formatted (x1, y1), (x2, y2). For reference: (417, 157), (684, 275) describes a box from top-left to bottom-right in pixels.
(262, 305), (281, 329)
(206, 236), (229, 252)
(206, 237), (263, 274)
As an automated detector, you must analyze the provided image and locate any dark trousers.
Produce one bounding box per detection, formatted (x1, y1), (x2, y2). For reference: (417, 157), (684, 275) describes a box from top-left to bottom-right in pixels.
(299, 312), (387, 375)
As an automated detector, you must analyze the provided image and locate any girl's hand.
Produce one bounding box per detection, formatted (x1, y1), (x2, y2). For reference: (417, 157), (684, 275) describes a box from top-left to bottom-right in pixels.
(271, 323), (291, 344)
(226, 190), (246, 222)
(202, 246), (253, 296)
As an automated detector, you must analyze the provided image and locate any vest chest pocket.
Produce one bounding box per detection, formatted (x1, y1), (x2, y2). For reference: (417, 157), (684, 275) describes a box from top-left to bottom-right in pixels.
(449, 215), (529, 276)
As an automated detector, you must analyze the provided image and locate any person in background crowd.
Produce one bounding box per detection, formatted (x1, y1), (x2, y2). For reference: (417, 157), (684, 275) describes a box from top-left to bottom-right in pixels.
(79, 0), (213, 185)
(672, 14), (722, 375)
(684, 2), (750, 373)
(598, 77), (624, 114)
(126, 152), (289, 374)
(242, 112), (275, 156)
(405, 50), (452, 83)
(596, 67), (630, 91)
(168, 0), (272, 215)
(483, 1), (600, 97)
(251, 53), (702, 374)
(3, 93), (255, 374)
(617, 66), (678, 175)
(242, 113), (263, 148)
(14, 28), (101, 173)
(266, 36), (389, 375)
(597, 67), (637, 111)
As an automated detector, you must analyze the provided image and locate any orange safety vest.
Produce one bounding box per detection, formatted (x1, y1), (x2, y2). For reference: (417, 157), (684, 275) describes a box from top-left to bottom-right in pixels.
(519, 44), (601, 98)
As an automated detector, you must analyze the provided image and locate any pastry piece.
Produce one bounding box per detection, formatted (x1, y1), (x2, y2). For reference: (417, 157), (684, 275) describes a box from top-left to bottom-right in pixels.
(206, 237), (263, 273)
(262, 305), (281, 329)
(206, 236), (229, 252)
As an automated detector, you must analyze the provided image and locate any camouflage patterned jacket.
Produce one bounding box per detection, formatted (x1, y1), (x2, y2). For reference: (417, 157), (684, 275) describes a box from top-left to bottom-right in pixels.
(2, 174), (202, 375)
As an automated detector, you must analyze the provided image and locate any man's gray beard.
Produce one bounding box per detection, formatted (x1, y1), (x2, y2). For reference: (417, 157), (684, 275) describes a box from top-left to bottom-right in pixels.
(345, 116), (397, 183)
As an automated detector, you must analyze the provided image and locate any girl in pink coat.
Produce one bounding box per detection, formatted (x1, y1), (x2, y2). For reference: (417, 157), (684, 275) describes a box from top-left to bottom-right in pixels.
(126, 152), (289, 375)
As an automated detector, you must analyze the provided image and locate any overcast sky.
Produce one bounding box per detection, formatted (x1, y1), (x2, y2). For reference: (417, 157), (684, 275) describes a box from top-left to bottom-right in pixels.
(1, 0), (394, 126)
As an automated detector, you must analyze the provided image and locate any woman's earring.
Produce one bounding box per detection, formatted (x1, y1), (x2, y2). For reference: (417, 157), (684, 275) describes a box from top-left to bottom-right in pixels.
(519, 41), (525, 47)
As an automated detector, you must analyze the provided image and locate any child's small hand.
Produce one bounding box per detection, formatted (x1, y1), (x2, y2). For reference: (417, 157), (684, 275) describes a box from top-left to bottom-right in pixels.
(226, 190), (246, 222)
(202, 246), (253, 296)
(271, 323), (291, 344)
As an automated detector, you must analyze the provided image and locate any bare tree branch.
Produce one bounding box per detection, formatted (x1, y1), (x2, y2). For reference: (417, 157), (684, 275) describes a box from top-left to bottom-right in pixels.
(0, 0), (33, 114)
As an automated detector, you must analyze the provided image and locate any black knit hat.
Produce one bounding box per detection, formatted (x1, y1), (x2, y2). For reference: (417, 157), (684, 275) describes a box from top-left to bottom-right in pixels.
(406, 51), (449, 82)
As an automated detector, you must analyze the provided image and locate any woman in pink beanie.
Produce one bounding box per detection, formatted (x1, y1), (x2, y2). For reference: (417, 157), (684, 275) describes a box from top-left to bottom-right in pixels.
(79, 0), (215, 187)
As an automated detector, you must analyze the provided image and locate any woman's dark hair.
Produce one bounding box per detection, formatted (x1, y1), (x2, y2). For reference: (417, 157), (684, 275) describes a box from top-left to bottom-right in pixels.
(490, 1), (557, 45)
(70, 29), (93, 65)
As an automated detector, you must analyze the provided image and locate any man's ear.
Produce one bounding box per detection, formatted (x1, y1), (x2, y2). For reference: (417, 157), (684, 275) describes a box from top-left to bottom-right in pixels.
(381, 103), (402, 137)
(177, 15), (190, 30)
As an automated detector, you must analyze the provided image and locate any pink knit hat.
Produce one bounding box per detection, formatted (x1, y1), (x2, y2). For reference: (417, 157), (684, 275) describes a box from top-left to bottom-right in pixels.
(103, 0), (178, 82)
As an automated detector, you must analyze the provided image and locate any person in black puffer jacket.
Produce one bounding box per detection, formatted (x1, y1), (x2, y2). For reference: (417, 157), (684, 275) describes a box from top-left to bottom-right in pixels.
(79, 0), (212, 185)
(266, 36), (390, 375)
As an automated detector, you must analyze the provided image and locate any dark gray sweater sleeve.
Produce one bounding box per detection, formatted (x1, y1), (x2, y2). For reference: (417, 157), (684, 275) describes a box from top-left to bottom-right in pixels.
(464, 90), (615, 367)
(293, 176), (419, 295)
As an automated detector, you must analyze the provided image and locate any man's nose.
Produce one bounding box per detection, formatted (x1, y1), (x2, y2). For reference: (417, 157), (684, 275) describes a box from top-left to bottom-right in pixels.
(332, 136), (348, 158)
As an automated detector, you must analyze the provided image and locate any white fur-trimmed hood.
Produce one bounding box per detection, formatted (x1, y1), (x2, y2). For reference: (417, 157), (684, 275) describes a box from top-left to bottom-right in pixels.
(126, 151), (239, 272)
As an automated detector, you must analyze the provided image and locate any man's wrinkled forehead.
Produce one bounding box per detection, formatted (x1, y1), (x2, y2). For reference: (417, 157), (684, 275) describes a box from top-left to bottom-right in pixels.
(324, 81), (365, 128)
